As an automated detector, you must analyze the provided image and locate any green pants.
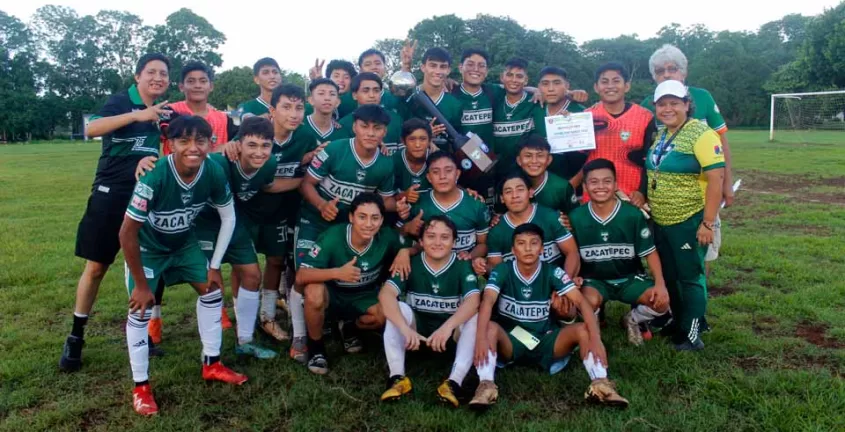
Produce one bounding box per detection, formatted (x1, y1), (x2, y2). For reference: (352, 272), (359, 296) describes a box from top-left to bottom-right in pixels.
(655, 211), (707, 345)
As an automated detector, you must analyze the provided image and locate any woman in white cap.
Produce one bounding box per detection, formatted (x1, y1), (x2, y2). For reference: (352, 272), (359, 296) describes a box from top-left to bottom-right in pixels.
(645, 80), (724, 351)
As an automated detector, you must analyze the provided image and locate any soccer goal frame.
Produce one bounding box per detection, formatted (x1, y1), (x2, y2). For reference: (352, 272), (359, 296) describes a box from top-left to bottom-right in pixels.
(769, 90), (845, 141)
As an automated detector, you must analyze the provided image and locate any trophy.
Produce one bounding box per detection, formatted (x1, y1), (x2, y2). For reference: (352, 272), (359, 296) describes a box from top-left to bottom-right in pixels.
(388, 71), (417, 99)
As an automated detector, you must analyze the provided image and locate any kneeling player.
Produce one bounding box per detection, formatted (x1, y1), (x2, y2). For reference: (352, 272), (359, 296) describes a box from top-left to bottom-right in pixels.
(296, 193), (412, 375)
(378, 216), (480, 406)
(471, 223), (628, 408)
(569, 159), (669, 345)
(122, 116), (247, 416)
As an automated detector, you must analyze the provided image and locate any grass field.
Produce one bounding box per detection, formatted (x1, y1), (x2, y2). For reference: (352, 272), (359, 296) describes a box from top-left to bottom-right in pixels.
(1, 131), (844, 431)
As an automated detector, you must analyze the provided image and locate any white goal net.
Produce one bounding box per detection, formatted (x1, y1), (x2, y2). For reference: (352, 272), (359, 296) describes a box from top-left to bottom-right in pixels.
(770, 91), (845, 143)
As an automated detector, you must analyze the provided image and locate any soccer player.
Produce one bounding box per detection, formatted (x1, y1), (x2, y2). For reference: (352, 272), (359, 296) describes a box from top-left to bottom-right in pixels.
(398, 151), (490, 275)
(296, 193), (412, 375)
(491, 58), (542, 178)
(122, 115), (247, 415)
(515, 134), (579, 215)
(304, 78), (347, 143)
(378, 216), (480, 406)
(307, 59), (358, 118)
(471, 223), (628, 408)
(486, 171), (580, 280)
(569, 159), (670, 345)
(238, 57), (282, 120)
(393, 118), (433, 203)
(338, 73), (404, 154)
(343, 49), (399, 114)
(60, 53), (173, 372)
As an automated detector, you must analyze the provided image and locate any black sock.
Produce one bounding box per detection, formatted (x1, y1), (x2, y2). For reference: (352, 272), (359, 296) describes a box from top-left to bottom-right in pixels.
(154, 279), (165, 306)
(307, 337), (325, 356)
(135, 380), (149, 388)
(71, 313), (88, 338)
(203, 355), (220, 365)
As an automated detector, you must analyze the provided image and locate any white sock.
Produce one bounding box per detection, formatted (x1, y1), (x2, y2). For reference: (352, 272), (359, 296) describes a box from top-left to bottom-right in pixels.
(477, 350), (497, 382)
(260, 289), (277, 321)
(279, 266), (292, 297)
(582, 352), (608, 380)
(631, 305), (665, 324)
(151, 305), (161, 319)
(235, 288), (259, 344)
(383, 302), (414, 377)
(449, 314), (477, 385)
(196, 290), (223, 358)
(289, 289), (306, 338)
(232, 296), (238, 309)
(126, 309), (151, 383)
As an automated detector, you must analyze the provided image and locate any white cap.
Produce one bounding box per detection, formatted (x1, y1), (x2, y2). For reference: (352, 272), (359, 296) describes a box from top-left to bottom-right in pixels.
(654, 80), (688, 102)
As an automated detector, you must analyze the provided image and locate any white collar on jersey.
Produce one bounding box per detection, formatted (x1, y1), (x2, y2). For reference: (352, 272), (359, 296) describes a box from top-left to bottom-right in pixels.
(422, 252), (456, 277)
(168, 155), (204, 190)
(504, 204), (537, 229)
(431, 189), (464, 213)
(513, 260), (542, 286)
(588, 199), (622, 225)
(350, 138), (379, 169)
(346, 224), (374, 256)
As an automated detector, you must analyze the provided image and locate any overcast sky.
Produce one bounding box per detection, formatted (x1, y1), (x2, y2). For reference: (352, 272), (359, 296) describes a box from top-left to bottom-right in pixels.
(2, 0), (839, 75)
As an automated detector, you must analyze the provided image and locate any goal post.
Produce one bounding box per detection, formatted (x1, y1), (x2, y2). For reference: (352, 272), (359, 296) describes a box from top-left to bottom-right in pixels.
(770, 90), (845, 142)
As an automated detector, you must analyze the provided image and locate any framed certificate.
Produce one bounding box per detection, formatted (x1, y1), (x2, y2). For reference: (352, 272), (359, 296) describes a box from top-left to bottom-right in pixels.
(545, 112), (596, 153)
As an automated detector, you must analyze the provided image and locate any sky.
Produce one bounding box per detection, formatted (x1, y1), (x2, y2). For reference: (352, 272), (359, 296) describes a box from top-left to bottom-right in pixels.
(1, 0), (840, 75)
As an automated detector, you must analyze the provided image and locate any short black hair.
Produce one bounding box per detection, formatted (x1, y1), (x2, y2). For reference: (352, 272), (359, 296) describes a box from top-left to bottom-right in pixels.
(326, 60), (357, 79)
(350, 192), (385, 217)
(166, 115), (212, 140)
(180, 61), (212, 83)
(136, 53), (170, 75)
(538, 66), (568, 82)
(517, 134), (551, 154)
(461, 48), (490, 64)
(422, 47), (451, 65)
(582, 158), (617, 180)
(352, 104), (391, 126)
(504, 57), (528, 71)
(351, 72), (383, 93)
(238, 116), (274, 142)
(358, 49), (385, 67)
(498, 169), (532, 196)
(512, 222), (544, 242)
(595, 62), (630, 83)
(309, 77), (340, 94)
(426, 150), (459, 169)
(271, 84), (306, 108)
(253, 57), (280, 76)
(421, 215), (458, 241)
(401, 118), (432, 140)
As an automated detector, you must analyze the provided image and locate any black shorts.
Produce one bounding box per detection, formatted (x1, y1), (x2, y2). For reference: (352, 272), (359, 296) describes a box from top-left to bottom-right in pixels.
(75, 186), (132, 265)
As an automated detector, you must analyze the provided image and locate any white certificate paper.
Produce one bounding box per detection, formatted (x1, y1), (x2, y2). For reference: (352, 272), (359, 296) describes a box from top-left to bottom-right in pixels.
(545, 112), (596, 153)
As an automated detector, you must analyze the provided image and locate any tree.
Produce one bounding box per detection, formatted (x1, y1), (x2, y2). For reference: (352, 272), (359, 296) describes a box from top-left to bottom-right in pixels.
(373, 38), (404, 75)
(95, 10), (153, 78)
(208, 66), (254, 110)
(0, 11), (41, 140)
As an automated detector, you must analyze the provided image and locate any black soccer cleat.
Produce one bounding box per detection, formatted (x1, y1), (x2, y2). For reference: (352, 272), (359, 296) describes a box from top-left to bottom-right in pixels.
(148, 336), (165, 358)
(59, 335), (84, 372)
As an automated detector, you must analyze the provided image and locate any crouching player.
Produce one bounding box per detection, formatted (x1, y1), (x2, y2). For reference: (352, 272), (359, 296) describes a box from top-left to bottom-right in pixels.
(378, 216), (480, 407)
(121, 116), (247, 416)
(471, 223), (628, 408)
(568, 159), (669, 345)
(295, 193), (412, 375)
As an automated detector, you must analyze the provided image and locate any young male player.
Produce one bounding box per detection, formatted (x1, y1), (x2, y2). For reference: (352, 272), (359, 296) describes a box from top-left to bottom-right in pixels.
(378, 216), (480, 406)
(296, 193), (412, 375)
(346, 49), (398, 114)
(491, 58), (543, 178)
(238, 57), (282, 120)
(338, 73), (404, 154)
(393, 118), (433, 203)
(308, 60), (358, 118)
(60, 53), (173, 372)
(121, 116), (247, 415)
(569, 159), (669, 345)
(471, 223), (628, 408)
(304, 78), (347, 143)
(515, 134), (579, 215)
(167, 61), (238, 153)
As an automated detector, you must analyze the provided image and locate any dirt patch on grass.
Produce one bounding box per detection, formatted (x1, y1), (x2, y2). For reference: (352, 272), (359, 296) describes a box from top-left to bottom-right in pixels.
(751, 315), (779, 336)
(795, 321), (845, 348)
(737, 170), (845, 205)
(709, 284), (737, 297)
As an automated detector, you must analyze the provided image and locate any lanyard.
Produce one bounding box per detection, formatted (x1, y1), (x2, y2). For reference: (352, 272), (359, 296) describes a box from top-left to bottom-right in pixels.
(651, 119), (688, 191)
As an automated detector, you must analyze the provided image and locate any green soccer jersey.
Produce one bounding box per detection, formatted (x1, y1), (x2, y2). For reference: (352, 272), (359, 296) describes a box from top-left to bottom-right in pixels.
(399, 190), (491, 252)
(338, 89), (399, 118)
(486, 260), (576, 334)
(568, 199), (656, 280)
(196, 153), (275, 229)
(392, 149), (432, 195)
(492, 92), (542, 175)
(126, 155), (233, 254)
(386, 252), (480, 326)
(396, 88), (463, 151)
(238, 97), (272, 121)
(531, 172), (579, 214)
(301, 223), (405, 291)
(487, 204), (572, 266)
(303, 114), (350, 144)
(641, 86), (727, 133)
(301, 138), (395, 226)
(454, 84), (504, 145)
(337, 110), (404, 155)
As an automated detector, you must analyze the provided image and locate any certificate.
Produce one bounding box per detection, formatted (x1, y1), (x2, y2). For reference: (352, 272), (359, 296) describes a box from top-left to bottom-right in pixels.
(545, 112), (596, 153)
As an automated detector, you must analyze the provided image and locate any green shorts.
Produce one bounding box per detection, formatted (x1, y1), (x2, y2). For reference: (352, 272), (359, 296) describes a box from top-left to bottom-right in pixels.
(413, 313), (449, 337)
(327, 286), (380, 321)
(294, 218), (330, 270)
(244, 214), (289, 258)
(584, 274), (653, 305)
(504, 327), (563, 372)
(195, 221), (257, 266)
(125, 245), (208, 295)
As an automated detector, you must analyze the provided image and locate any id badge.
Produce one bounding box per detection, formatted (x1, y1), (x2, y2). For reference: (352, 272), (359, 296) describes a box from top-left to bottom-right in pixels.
(510, 325), (540, 351)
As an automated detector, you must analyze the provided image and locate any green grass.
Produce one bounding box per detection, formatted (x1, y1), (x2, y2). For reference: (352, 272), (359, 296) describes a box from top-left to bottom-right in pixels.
(1, 131), (844, 431)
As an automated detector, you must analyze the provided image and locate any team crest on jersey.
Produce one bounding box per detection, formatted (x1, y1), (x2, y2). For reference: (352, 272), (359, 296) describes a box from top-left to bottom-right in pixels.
(521, 285), (532, 299)
(554, 267), (571, 284)
(180, 192), (193, 205)
(211, 134), (218, 144)
(412, 178), (421, 185)
(240, 182), (249, 191)
(461, 159), (472, 170)
(356, 169), (366, 182)
(360, 260), (369, 271)
(471, 101), (478, 109)
(620, 131), (631, 142)
(432, 283), (440, 294)
(601, 231), (609, 242)
(466, 274), (477, 283)
(641, 228), (651, 238)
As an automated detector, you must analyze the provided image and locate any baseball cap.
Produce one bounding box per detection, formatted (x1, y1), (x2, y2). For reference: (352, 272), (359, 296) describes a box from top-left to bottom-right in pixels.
(654, 80), (688, 102)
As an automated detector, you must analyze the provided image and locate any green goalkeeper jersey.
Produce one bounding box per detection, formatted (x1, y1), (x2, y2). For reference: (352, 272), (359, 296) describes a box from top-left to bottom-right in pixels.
(568, 199), (655, 280)
(238, 97), (272, 121)
(531, 172), (579, 215)
(492, 91), (542, 175)
(337, 109), (405, 155)
(399, 190), (491, 252)
(486, 204), (572, 266)
(486, 261), (576, 334)
(126, 155), (233, 254)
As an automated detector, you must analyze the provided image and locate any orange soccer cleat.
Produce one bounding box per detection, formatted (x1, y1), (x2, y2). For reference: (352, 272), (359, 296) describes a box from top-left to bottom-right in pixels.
(202, 362), (248, 385)
(221, 307), (233, 330)
(132, 384), (159, 416)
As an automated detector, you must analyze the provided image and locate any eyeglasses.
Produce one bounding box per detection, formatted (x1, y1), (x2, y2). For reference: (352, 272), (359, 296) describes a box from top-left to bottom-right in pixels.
(654, 66), (680, 75)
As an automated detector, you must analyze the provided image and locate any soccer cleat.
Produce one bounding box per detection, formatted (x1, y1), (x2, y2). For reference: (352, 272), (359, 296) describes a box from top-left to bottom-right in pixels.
(148, 317), (163, 344)
(59, 335), (84, 372)
(202, 362), (248, 385)
(307, 353), (329, 375)
(380, 375), (412, 402)
(469, 380), (498, 409)
(236, 342), (278, 359)
(622, 311), (643, 346)
(221, 307), (233, 330)
(339, 321), (363, 354)
(261, 319), (290, 342)
(436, 379), (461, 407)
(585, 378), (629, 408)
(640, 323), (653, 341)
(148, 337), (165, 358)
(289, 337), (308, 364)
(132, 384), (159, 416)
(674, 339), (705, 352)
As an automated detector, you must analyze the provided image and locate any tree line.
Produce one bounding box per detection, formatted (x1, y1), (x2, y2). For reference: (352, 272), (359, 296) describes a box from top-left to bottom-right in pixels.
(1, 3), (844, 141)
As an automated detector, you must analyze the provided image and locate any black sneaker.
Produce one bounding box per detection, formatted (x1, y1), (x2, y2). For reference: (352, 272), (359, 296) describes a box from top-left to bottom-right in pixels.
(148, 337), (165, 358)
(674, 339), (705, 352)
(59, 335), (84, 372)
(307, 353), (329, 375)
(339, 321), (363, 354)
